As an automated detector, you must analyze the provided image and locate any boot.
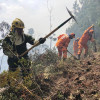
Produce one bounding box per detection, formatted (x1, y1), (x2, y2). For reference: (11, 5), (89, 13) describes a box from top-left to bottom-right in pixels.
(78, 54), (80, 60)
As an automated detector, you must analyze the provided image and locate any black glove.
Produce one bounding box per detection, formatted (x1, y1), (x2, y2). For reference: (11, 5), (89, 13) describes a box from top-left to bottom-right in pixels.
(39, 38), (46, 44)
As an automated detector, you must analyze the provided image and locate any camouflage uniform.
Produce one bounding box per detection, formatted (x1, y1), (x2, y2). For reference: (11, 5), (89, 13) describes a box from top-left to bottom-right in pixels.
(2, 32), (35, 76)
(2, 18), (46, 77)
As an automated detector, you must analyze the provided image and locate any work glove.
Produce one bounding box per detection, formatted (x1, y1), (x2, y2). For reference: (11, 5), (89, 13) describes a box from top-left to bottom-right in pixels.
(39, 38), (46, 44)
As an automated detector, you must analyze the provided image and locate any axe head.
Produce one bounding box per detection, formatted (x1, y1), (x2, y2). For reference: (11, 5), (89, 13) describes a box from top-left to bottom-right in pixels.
(66, 7), (78, 24)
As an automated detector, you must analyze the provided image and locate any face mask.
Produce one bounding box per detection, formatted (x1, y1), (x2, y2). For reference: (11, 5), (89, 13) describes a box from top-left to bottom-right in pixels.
(15, 28), (23, 36)
(10, 28), (24, 45)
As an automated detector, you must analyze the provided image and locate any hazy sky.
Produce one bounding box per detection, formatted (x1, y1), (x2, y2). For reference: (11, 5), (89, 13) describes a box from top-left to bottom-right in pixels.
(0, 0), (76, 38)
(0, 0), (76, 72)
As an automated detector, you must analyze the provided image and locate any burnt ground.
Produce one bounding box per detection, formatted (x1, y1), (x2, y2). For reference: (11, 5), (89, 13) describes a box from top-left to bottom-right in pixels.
(0, 52), (100, 100)
(43, 52), (100, 100)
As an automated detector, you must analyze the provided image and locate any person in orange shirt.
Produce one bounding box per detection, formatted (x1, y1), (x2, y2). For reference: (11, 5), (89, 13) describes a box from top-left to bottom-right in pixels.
(73, 37), (80, 56)
(55, 33), (75, 60)
(77, 25), (95, 59)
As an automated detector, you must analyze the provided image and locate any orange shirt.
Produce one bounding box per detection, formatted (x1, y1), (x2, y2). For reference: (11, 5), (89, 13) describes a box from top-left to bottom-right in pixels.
(55, 34), (70, 47)
(78, 26), (94, 45)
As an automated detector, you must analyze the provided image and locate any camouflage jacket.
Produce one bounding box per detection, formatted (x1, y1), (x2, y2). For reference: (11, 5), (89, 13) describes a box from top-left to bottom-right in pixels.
(2, 33), (35, 58)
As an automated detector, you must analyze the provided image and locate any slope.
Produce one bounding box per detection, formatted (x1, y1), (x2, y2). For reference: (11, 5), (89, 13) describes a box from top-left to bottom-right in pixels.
(44, 52), (100, 100)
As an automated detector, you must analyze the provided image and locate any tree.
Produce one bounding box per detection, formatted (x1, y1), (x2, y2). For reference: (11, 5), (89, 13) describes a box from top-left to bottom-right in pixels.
(66, 0), (100, 41)
(28, 28), (34, 35)
(47, 0), (57, 49)
(0, 21), (10, 38)
(73, 0), (80, 15)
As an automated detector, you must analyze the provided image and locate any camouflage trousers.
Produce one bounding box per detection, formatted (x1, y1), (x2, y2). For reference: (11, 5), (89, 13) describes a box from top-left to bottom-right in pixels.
(8, 57), (31, 77)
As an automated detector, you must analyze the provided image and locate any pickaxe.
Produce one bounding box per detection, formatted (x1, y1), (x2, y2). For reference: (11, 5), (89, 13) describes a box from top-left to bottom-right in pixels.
(20, 8), (77, 57)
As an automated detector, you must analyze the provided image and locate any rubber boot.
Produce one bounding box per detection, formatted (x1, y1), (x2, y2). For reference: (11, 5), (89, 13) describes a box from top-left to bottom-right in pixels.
(78, 54), (80, 60)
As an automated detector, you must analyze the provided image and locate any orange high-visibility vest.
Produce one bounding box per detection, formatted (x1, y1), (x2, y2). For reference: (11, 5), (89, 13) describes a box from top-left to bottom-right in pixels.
(78, 26), (94, 45)
(55, 34), (70, 47)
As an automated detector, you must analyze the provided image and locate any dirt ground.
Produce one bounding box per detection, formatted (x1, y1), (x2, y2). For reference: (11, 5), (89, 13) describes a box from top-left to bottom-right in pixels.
(0, 52), (100, 100)
(44, 52), (100, 100)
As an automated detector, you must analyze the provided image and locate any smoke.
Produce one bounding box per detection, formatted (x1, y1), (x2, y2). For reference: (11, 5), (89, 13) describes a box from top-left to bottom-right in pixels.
(0, 5), (2, 11)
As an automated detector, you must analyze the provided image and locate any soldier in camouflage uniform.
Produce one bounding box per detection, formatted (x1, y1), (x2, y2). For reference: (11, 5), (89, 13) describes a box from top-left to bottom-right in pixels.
(2, 18), (46, 77)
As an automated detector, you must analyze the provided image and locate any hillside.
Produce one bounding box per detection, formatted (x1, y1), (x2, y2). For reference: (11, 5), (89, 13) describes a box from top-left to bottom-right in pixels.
(45, 52), (100, 100)
(0, 51), (100, 100)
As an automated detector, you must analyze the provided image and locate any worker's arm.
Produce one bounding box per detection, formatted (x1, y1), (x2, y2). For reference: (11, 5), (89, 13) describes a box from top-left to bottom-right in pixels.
(73, 41), (75, 50)
(24, 34), (35, 45)
(85, 25), (94, 33)
(25, 34), (46, 46)
(2, 37), (14, 57)
(64, 37), (70, 48)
